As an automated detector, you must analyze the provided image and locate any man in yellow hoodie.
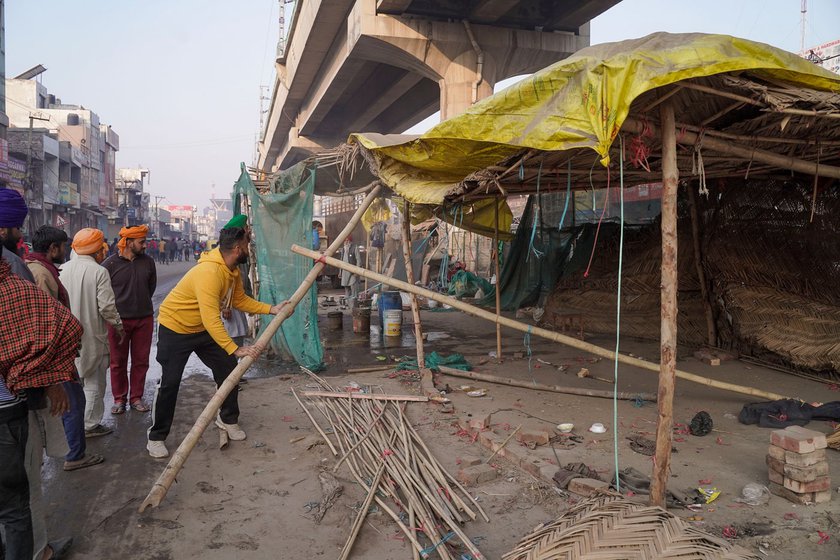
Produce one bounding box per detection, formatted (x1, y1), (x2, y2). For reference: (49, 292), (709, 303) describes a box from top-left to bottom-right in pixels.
(147, 226), (286, 458)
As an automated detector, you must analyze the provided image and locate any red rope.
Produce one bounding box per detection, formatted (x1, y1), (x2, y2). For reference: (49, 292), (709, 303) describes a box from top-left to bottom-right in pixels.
(583, 169), (611, 278)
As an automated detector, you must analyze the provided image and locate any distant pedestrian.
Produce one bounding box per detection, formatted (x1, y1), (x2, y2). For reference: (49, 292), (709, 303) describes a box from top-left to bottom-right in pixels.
(60, 228), (125, 438)
(103, 225), (156, 415)
(167, 238), (176, 263)
(158, 238), (167, 264)
(26, 226), (104, 472)
(183, 242), (190, 262)
(110, 237), (119, 256)
(0, 189), (35, 282)
(146, 226), (288, 458)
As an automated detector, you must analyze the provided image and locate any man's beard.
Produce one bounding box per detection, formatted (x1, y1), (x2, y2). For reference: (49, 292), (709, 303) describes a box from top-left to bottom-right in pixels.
(2, 235), (19, 253)
(236, 252), (249, 265)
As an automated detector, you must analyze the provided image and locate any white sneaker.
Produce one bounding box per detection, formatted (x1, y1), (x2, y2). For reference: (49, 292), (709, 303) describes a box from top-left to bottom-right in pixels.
(215, 417), (246, 441)
(147, 440), (169, 458)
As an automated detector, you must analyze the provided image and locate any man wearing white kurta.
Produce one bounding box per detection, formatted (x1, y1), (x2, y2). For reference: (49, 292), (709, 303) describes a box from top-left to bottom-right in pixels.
(60, 228), (124, 437)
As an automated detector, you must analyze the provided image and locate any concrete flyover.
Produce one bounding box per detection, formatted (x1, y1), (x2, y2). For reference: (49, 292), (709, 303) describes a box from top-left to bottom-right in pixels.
(258, 0), (621, 172)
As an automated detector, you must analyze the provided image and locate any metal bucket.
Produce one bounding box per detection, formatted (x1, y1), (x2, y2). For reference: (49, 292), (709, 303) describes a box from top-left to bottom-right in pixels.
(326, 311), (343, 330)
(352, 307), (371, 334)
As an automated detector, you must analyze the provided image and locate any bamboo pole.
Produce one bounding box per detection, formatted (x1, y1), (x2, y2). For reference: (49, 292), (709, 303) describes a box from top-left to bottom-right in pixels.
(436, 365), (656, 402)
(138, 183), (383, 513)
(687, 183), (717, 347)
(651, 101), (679, 509)
(290, 245), (790, 402)
(493, 196), (503, 362)
(301, 391), (428, 402)
(339, 459), (387, 560)
(624, 119), (840, 180)
(485, 425), (521, 464)
(402, 200), (425, 368)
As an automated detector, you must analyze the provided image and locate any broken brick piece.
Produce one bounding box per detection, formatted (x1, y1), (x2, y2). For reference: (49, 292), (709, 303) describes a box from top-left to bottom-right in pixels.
(568, 477), (611, 497)
(458, 454), (483, 467)
(768, 445), (826, 467)
(783, 476), (831, 494)
(456, 464), (498, 486)
(516, 429), (551, 446)
(813, 490), (832, 504)
(769, 482), (815, 505)
(467, 414), (492, 430)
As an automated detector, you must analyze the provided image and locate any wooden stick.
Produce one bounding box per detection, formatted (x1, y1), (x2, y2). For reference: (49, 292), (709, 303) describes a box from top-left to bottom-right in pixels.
(485, 425), (521, 464)
(493, 196), (503, 362)
(301, 391), (428, 402)
(402, 200), (425, 368)
(291, 245), (789, 402)
(138, 183), (383, 513)
(686, 183), (717, 347)
(651, 101), (679, 509)
(293, 388), (339, 456)
(346, 365), (394, 373)
(437, 366), (656, 402)
(339, 459), (387, 560)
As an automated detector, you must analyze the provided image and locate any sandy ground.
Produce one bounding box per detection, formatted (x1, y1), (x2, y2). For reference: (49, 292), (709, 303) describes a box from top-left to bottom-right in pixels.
(40, 277), (840, 559)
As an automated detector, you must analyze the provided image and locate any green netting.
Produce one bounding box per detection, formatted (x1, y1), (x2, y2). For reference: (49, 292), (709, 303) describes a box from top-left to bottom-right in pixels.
(447, 270), (492, 298)
(233, 163), (323, 370)
(478, 196), (574, 311)
(396, 351), (472, 372)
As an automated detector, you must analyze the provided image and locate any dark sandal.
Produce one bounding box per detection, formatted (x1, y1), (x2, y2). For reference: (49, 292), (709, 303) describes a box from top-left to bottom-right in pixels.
(111, 403), (126, 415)
(63, 453), (104, 471)
(46, 537), (73, 559)
(130, 400), (150, 412)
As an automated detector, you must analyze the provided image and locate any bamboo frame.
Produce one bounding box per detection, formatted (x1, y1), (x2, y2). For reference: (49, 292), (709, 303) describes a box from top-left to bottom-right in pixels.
(301, 391), (429, 402)
(290, 244), (790, 402)
(138, 183), (384, 513)
(493, 197), (503, 361)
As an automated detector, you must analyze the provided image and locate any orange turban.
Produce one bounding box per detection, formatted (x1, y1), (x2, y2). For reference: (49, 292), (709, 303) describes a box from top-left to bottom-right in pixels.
(117, 225), (149, 249)
(72, 228), (105, 256)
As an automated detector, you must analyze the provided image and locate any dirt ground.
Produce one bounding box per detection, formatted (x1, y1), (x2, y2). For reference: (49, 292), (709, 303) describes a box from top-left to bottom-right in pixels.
(42, 280), (840, 559)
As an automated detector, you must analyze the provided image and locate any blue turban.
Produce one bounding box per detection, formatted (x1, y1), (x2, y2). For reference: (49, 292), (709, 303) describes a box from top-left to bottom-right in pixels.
(0, 189), (28, 228)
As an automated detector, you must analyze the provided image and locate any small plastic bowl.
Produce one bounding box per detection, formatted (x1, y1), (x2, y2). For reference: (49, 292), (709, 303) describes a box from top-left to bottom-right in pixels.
(589, 422), (607, 434)
(557, 423), (574, 433)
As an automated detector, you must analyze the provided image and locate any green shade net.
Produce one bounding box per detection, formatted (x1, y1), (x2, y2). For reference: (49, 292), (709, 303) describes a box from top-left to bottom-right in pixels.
(233, 163), (323, 370)
(396, 351), (472, 372)
(478, 196), (575, 311)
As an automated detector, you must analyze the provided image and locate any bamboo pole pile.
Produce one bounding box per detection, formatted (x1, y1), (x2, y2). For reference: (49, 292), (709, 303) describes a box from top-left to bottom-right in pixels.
(295, 370), (489, 560)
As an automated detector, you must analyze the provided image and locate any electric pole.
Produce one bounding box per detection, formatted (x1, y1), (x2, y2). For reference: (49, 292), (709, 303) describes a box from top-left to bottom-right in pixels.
(153, 195), (165, 238)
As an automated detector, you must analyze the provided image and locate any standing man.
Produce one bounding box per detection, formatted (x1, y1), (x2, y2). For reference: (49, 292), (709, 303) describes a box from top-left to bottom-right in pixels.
(60, 228), (125, 438)
(340, 236), (360, 301)
(0, 189), (35, 283)
(147, 226), (287, 458)
(103, 225), (156, 414)
(158, 237), (167, 264)
(26, 226), (104, 472)
(0, 257), (80, 560)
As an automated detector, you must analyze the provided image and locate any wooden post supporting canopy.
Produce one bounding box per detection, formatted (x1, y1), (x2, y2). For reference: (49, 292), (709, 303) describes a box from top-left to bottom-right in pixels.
(402, 200), (425, 368)
(290, 244), (790, 402)
(650, 102), (678, 509)
(139, 182), (384, 512)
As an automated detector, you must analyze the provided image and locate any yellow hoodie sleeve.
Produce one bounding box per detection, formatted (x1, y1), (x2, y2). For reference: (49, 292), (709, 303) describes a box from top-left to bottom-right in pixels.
(231, 276), (271, 315)
(196, 268), (238, 354)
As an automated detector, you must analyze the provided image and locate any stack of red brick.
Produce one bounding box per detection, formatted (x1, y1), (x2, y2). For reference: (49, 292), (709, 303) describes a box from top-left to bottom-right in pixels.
(767, 426), (831, 504)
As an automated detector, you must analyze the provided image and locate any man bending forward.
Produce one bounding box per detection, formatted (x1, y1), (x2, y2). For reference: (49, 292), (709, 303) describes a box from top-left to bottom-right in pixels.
(147, 227), (286, 458)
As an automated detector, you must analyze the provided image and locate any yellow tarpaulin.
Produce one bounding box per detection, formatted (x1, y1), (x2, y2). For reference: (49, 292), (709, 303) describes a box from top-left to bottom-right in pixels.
(351, 32), (840, 208)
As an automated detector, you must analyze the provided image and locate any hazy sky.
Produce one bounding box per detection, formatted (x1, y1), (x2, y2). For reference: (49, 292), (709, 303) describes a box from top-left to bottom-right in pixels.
(6, 1), (838, 208)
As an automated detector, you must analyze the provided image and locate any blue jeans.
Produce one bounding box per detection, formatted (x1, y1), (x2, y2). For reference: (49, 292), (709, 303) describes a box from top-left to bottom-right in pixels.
(0, 404), (33, 560)
(61, 381), (87, 462)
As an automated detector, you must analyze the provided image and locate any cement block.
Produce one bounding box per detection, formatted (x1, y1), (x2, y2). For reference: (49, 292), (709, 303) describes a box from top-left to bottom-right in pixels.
(456, 464), (498, 486)
(568, 477), (611, 497)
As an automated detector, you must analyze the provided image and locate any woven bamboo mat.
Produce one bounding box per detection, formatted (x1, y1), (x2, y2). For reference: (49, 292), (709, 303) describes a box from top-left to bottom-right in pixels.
(503, 495), (760, 560)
